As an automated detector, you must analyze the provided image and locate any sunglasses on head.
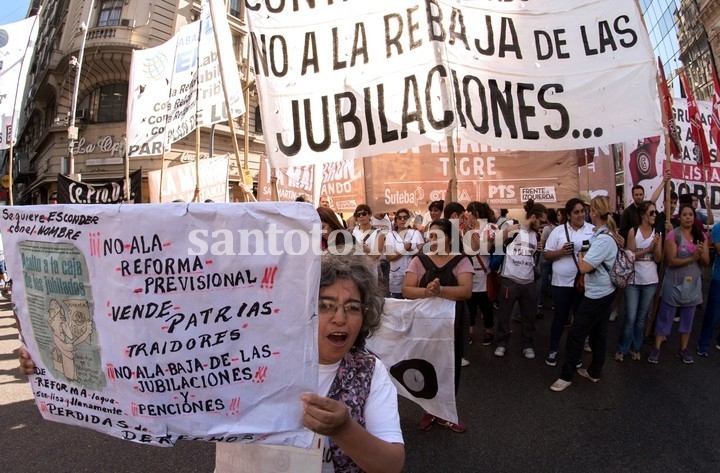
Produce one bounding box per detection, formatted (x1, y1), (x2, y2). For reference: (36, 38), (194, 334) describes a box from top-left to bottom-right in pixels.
(355, 211), (368, 217)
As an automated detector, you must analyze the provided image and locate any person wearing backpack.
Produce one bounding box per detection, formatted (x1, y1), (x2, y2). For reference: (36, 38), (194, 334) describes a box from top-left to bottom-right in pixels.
(403, 218), (473, 433)
(648, 203), (710, 364)
(551, 196), (619, 392)
(615, 201), (662, 362)
(494, 199), (547, 360)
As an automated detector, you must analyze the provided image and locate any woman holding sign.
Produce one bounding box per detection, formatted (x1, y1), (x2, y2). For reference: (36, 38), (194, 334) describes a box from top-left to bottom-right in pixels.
(20, 252), (405, 473)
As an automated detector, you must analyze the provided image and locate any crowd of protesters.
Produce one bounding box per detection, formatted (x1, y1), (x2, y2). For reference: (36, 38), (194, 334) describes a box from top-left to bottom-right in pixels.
(315, 183), (719, 420)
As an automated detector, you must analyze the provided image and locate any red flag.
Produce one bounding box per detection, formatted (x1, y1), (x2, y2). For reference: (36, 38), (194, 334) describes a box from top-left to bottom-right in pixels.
(710, 63), (720, 152)
(657, 57), (681, 158)
(680, 72), (712, 167)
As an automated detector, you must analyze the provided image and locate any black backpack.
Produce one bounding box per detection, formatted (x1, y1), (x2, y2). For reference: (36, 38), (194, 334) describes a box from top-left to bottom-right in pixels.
(417, 253), (464, 288)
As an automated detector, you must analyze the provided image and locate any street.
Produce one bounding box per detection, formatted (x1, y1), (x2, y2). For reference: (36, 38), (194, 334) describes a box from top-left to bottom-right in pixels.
(2, 295), (720, 472)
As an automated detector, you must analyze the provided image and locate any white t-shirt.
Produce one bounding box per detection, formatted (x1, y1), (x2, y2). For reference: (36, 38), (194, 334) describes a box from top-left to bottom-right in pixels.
(546, 222), (596, 287)
(500, 224), (537, 284)
(352, 227), (383, 256)
(319, 357), (404, 473)
(632, 227), (659, 285)
(385, 229), (425, 293)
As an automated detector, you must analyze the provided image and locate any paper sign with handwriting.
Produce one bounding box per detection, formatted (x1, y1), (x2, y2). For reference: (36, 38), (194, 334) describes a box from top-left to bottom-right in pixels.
(2, 203), (320, 447)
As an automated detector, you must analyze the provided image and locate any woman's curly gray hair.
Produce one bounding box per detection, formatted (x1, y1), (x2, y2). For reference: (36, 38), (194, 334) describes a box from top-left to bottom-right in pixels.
(320, 250), (384, 348)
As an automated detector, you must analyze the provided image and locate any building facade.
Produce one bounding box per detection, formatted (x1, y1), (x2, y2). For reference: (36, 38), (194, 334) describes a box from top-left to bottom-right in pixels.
(11, 0), (263, 204)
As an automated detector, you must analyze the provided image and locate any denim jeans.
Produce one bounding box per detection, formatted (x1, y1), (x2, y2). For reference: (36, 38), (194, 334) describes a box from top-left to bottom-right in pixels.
(698, 279), (720, 351)
(617, 283), (657, 354)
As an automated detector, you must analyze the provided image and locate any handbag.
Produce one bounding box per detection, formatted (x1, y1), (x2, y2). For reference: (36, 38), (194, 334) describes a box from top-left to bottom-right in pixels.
(565, 224), (584, 294)
(476, 255), (499, 302)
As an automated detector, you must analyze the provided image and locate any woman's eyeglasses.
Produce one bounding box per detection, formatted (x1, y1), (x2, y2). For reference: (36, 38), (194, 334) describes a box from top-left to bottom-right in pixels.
(318, 299), (366, 318)
(648, 210), (657, 217)
(355, 211), (368, 217)
(396, 215), (409, 220)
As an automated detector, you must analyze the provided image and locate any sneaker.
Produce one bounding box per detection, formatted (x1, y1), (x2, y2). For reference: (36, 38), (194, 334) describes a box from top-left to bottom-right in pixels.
(418, 412), (435, 431)
(648, 348), (660, 364)
(673, 316), (681, 322)
(545, 351), (557, 367)
(697, 347), (708, 357)
(576, 360), (583, 368)
(550, 378), (572, 392)
(630, 350), (641, 361)
(609, 310), (617, 322)
(523, 348), (536, 359)
(482, 333), (494, 346)
(494, 346), (506, 357)
(577, 368), (600, 383)
(435, 417), (467, 433)
(614, 352), (624, 362)
(716, 343), (720, 351)
(461, 357), (470, 367)
(677, 349), (694, 364)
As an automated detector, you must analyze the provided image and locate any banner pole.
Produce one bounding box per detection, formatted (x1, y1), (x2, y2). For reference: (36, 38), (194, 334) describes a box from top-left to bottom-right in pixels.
(8, 143), (13, 206)
(446, 136), (457, 202)
(208, 0), (247, 202)
(584, 149), (590, 192)
(194, 126), (201, 202)
(159, 149), (166, 203)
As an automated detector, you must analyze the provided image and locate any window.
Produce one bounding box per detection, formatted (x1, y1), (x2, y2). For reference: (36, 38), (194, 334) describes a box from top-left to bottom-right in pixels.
(78, 83), (128, 123)
(97, 0), (123, 27)
(230, 0), (243, 19)
(254, 106), (262, 133)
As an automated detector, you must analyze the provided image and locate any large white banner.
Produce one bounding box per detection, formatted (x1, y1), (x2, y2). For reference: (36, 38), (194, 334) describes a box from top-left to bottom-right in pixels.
(126, 0), (245, 157)
(0, 16), (39, 149)
(147, 155), (230, 203)
(623, 98), (720, 221)
(247, 0), (662, 168)
(366, 297), (457, 424)
(3, 203), (320, 447)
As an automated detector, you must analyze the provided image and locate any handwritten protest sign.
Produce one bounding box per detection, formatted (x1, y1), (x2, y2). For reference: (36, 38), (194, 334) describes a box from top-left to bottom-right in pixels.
(2, 203), (320, 447)
(623, 98), (720, 220)
(366, 297), (457, 424)
(247, 0), (662, 168)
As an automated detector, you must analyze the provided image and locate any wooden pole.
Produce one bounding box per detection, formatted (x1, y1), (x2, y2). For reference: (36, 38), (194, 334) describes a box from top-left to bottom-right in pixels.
(208, 0), (248, 202)
(193, 126), (201, 202)
(8, 144), (13, 206)
(158, 149), (167, 203)
(446, 136), (457, 202)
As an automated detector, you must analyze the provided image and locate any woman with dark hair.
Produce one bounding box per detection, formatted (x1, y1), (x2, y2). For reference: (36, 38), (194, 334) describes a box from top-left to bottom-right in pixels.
(21, 252), (406, 473)
(616, 201), (662, 362)
(463, 202), (497, 346)
(385, 208), (424, 298)
(551, 196), (619, 392)
(648, 203), (709, 364)
(419, 200), (444, 234)
(542, 198), (594, 367)
(317, 206), (353, 251)
(403, 218), (473, 433)
(494, 199), (547, 360)
(351, 204), (385, 267)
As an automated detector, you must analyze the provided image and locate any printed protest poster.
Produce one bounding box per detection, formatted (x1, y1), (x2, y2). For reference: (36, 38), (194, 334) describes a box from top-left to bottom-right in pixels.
(364, 142), (579, 213)
(257, 158), (315, 202)
(147, 155), (229, 203)
(577, 146), (618, 209)
(320, 160), (366, 213)
(623, 98), (720, 220)
(57, 170), (143, 204)
(366, 297), (457, 424)
(2, 203), (320, 447)
(247, 0), (662, 168)
(126, 0), (245, 157)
